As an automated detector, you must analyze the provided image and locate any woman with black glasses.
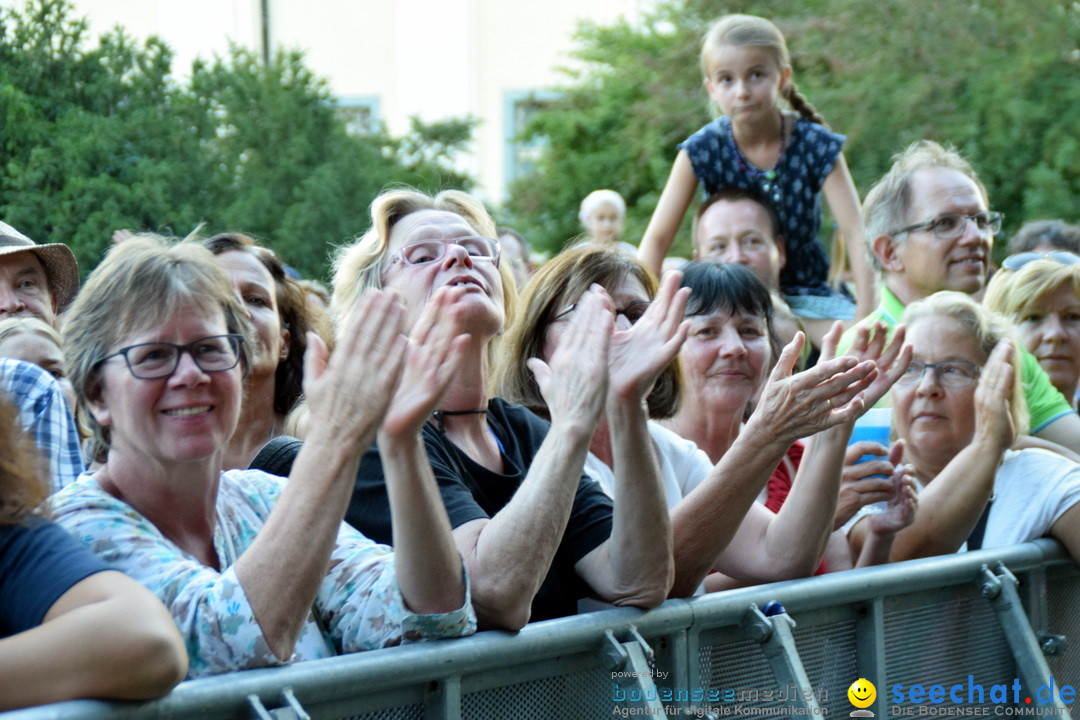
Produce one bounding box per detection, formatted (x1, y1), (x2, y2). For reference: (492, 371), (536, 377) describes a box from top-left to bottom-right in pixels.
(847, 291), (1080, 563)
(986, 250), (1080, 409)
(50, 236), (474, 678)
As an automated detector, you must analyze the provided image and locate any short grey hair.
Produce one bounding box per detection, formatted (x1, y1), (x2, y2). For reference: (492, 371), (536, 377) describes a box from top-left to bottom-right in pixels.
(862, 140), (988, 278)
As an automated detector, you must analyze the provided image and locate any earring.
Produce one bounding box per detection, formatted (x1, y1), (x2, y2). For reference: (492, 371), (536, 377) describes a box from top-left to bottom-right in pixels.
(280, 352), (288, 361)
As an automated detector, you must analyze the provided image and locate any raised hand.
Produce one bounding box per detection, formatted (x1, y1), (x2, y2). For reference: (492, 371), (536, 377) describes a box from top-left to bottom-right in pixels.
(527, 285), (612, 434)
(303, 289), (408, 447)
(834, 440), (899, 530)
(607, 271), (690, 404)
(380, 287), (472, 440)
(866, 445), (919, 536)
(748, 330), (877, 444)
(973, 339), (1018, 453)
(831, 321), (913, 410)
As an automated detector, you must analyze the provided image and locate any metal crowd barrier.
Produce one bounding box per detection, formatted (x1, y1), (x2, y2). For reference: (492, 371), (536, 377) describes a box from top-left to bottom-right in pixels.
(5, 539), (1077, 720)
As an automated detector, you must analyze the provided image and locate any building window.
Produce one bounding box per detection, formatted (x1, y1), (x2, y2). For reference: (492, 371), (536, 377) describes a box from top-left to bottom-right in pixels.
(336, 96), (381, 135)
(504, 90), (560, 194)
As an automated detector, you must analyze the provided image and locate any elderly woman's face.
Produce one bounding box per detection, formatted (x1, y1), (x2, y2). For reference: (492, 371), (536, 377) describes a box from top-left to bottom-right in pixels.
(891, 316), (982, 473)
(679, 307), (770, 414)
(215, 250), (288, 381)
(1017, 283), (1080, 402)
(90, 299), (242, 469)
(381, 210), (504, 336)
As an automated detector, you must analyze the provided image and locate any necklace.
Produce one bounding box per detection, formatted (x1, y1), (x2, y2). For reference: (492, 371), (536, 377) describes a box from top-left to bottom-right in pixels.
(430, 407), (505, 456)
(432, 408), (489, 433)
(726, 114), (787, 205)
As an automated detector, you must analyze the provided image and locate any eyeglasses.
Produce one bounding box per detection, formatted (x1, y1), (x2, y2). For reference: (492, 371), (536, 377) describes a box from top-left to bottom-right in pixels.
(1001, 251), (1080, 272)
(892, 212), (1003, 240)
(896, 360), (981, 388)
(386, 237), (501, 269)
(554, 300), (651, 325)
(100, 334), (244, 380)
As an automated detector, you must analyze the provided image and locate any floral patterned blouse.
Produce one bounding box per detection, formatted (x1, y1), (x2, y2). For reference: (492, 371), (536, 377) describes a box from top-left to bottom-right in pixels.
(50, 469), (475, 678)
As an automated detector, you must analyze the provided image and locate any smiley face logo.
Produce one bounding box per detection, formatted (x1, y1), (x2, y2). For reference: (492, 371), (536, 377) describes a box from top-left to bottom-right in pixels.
(848, 678), (876, 708)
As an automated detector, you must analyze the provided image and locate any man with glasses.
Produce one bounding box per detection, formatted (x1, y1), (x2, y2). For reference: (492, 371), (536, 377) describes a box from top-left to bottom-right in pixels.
(839, 140), (1080, 450)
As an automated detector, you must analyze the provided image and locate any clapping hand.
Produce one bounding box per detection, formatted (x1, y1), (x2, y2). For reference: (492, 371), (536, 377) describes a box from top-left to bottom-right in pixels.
(527, 285), (613, 433)
(303, 289), (408, 448)
(973, 339), (1018, 453)
(749, 328), (877, 444)
(830, 321), (913, 411)
(607, 271), (690, 405)
(380, 287), (472, 440)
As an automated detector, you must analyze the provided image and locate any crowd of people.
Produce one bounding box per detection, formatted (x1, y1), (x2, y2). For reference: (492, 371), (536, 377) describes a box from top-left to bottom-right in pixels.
(1, 11), (1078, 712)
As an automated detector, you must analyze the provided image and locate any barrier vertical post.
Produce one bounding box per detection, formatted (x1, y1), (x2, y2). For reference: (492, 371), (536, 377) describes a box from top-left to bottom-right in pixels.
(428, 676), (462, 720)
(855, 597), (888, 718)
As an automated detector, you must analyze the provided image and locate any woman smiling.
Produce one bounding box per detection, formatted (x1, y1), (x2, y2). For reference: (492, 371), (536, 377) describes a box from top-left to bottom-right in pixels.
(50, 236), (474, 677)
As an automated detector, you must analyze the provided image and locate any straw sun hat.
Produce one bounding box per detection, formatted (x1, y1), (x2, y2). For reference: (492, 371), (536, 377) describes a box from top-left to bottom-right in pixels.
(0, 221), (80, 310)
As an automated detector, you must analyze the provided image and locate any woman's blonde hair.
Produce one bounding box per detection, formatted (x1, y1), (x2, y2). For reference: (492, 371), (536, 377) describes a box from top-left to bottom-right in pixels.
(984, 257), (1080, 326)
(496, 245), (681, 419)
(700, 14), (826, 126)
(0, 317), (62, 351)
(901, 291), (1028, 433)
(62, 234), (252, 463)
(331, 188), (517, 385)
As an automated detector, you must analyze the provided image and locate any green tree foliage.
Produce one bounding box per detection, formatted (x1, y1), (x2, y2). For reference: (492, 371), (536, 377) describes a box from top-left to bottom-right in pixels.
(0, 0), (475, 281)
(505, 0), (1080, 260)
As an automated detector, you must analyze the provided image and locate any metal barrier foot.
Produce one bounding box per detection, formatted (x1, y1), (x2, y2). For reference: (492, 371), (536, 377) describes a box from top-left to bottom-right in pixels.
(247, 688), (310, 720)
(978, 563), (1072, 719)
(741, 604), (824, 717)
(604, 626), (667, 715)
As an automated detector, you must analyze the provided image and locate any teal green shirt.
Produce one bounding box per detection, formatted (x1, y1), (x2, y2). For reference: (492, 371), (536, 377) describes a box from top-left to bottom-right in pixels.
(837, 287), (1073, 433)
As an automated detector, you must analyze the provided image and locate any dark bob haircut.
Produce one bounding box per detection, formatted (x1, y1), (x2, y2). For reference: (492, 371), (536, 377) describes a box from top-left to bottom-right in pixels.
(679, 260), (781, 361)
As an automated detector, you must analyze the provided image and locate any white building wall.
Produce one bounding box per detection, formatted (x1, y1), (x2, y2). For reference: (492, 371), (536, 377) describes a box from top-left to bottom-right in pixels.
(4, 0), (643, 201)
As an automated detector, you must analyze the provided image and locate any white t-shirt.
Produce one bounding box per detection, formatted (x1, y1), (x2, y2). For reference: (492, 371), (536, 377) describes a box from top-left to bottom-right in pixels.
(582, 422), (715, 600)
(845, 448), (1080, 549)
(983, 448), (1080, 547)
(584, 421), (713, 508)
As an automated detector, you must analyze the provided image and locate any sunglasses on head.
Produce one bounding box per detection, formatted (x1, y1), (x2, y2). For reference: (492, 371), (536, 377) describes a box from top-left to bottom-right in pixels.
(1001, 251), (1080, 272)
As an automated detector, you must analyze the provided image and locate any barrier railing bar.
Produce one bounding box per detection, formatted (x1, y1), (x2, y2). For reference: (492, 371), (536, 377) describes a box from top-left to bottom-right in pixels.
(2, 540), (1074, 720)
(685, 540), (1066, 622)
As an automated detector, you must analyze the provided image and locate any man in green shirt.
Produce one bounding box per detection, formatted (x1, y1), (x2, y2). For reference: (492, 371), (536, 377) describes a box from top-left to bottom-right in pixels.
(840, 140), (1080, 449)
